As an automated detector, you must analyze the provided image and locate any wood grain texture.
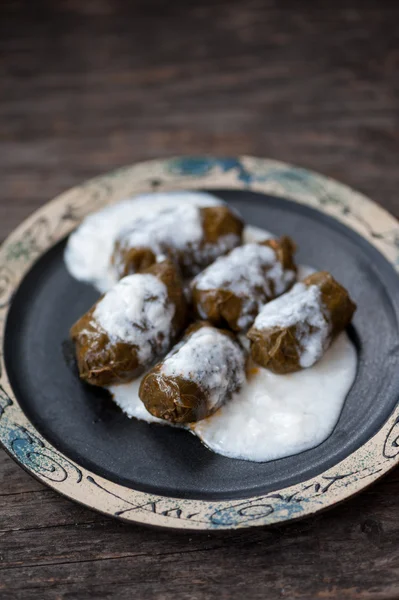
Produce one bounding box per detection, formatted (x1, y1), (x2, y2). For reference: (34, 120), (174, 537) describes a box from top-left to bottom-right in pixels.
(1, 0), (399, 598)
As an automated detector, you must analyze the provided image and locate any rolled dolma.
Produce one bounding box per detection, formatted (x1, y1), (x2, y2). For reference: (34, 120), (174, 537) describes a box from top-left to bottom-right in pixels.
(191, 237), (297, 332)
(70, 260), (187, 386)
(112, 203), (243, 278)
(139, 321), (246, 423)
(247, 271), (356, 374)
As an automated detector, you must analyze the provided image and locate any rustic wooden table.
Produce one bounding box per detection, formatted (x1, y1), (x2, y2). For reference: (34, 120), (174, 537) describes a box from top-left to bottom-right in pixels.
(1, 2), (399, 598)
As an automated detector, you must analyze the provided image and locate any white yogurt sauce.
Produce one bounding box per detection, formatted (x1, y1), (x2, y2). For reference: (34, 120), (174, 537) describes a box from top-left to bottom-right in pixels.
(109, 377), (165, 424)
(94, 273), (175, 364)
(243, 225), (273, 243)
(64, 191), (222, 292)
(193, 334), (356, 461)
(66, 201), (357, 463)
(110, 332), (356, 462)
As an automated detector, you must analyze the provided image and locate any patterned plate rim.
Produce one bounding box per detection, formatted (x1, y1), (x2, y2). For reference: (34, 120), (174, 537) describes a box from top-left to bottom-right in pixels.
(1, 155), (399, 531)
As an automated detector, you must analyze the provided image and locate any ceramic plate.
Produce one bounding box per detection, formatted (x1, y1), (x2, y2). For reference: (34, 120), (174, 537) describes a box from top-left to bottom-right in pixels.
(1, 156), (399, 531)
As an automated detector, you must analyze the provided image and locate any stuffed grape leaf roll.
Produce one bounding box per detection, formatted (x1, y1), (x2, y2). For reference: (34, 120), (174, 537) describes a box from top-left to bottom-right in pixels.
(139, 321), (246, 423)
(247, 271), (356, 374)
(70, 260), (187, 386)
(191, 237), (297, 332)
(112, 204), (244, 279)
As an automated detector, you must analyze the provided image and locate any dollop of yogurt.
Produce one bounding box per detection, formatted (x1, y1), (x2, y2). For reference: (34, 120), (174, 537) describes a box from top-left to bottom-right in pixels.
(64, 191), (222, 292)
(193, 333), (356, 461)
(109, 332), (356, 462)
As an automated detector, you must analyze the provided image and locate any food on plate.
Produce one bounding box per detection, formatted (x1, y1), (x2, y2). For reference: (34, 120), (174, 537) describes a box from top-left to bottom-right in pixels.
(112, 204), (244, 279)
(247, 271), (356, 374)
(139, 321), (246, 423)
(191, 237), (296, 332)
(192, 333), (357, 461)
(64, 190), (226, 293)
(65, 190), (358, 463)
(110, 329), (357, 462)
(70, 260), (187, 386)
